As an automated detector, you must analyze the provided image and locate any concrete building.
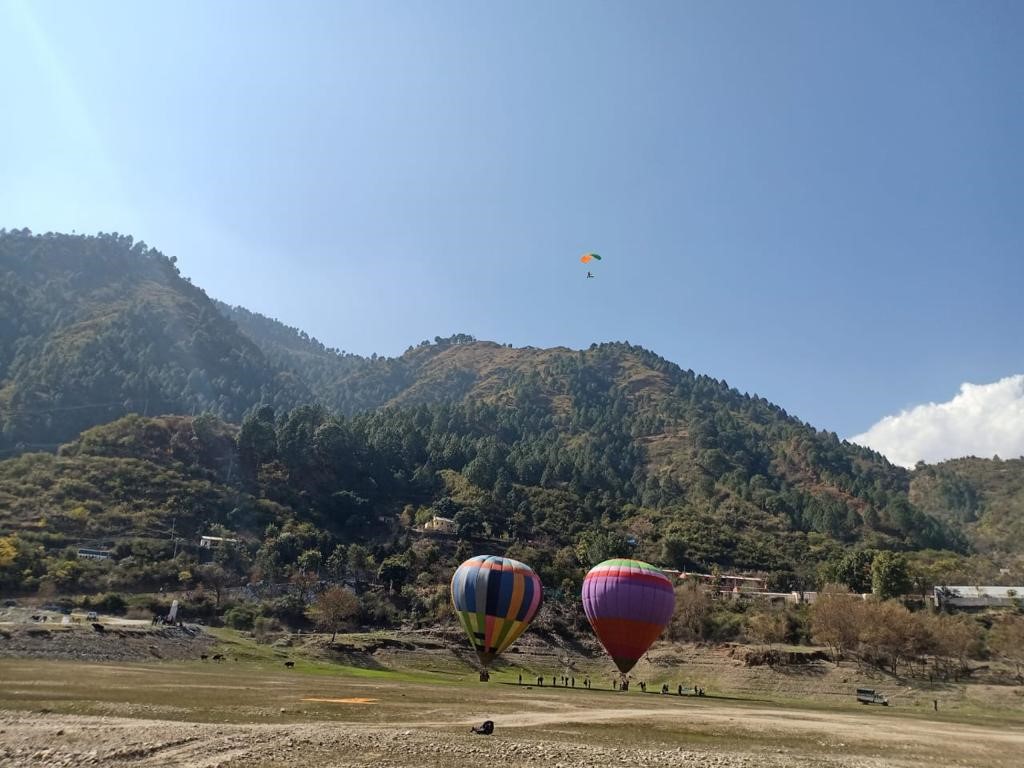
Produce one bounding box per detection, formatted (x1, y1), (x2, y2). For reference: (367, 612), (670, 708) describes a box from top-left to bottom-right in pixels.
(199, 535), (238, 550)
(934, 585), (1023, 610)
(76, 547), (112, 561)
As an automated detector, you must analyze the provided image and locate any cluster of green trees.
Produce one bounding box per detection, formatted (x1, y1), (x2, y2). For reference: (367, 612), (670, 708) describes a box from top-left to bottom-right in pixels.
(911, 457), (1024, 557)
(0, 403), (998, 613)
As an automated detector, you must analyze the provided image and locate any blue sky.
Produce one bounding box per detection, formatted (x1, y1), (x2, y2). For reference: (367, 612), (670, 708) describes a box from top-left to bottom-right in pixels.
(2, 0), (1022, 445)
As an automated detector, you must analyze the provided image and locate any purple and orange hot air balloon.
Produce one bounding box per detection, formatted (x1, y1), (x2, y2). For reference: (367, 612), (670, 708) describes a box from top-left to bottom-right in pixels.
(581, 558), (676, 674)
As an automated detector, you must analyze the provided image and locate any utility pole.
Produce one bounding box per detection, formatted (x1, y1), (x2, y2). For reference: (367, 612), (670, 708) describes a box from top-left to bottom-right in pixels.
(171, 517), (178, 558)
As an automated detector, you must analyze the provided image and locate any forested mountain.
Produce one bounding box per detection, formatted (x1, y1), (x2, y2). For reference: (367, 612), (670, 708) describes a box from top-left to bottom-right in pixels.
(1, 230), (1017, 603)
(910, 457), (1024, 557)
(0, 230), (312, 450)
(220, 304), (962, 553)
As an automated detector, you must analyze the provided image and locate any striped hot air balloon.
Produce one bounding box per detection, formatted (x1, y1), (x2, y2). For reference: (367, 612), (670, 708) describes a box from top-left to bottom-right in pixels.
(581, 558), (676, 674)
(451, 555), (543, 668)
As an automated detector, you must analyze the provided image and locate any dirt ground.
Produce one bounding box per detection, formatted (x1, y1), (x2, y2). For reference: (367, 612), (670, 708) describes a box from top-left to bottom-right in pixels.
(1, 658), (1022, 768)
(0, 624), (213, 663)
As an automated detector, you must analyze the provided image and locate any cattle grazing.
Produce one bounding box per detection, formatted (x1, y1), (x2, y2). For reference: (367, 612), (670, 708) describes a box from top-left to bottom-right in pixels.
(200, 654), (209, 661)
(212, 653), (225, 661)
(284, 661), (295, 669)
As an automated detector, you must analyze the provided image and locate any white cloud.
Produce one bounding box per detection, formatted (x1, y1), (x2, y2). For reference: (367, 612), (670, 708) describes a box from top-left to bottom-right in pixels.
(850, 375), (1024, 468)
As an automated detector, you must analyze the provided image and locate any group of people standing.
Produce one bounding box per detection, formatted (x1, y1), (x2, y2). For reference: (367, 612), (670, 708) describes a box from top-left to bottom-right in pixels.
(511, 672), (704, 696)
(519, 674), (591, 688)
(633, 680), (705, 695)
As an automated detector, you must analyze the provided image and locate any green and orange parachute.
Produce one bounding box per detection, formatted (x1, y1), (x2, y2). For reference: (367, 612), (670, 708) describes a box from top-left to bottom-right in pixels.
(579, 252), (602, 264)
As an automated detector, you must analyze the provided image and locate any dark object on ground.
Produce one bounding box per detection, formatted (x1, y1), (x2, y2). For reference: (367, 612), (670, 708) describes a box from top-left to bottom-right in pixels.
(212, 654), (225, 661)
(470, 720), (494, 735)
(284, 661), (295, 668)
(91, 623), (105, 633)
(478, 670), (489, 682)
(200, 654), (209, 661)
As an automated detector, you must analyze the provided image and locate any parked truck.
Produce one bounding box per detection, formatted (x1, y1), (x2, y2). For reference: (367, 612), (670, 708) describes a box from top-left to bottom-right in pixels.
(856, 688), (889, 706)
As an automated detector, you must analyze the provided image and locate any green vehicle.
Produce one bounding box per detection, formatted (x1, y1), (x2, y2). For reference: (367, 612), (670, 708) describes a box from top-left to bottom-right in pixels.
(856, 688), (889, 706)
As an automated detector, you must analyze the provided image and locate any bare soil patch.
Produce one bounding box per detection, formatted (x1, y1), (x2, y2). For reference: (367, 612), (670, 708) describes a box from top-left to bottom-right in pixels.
(1, 659), (1022, 767)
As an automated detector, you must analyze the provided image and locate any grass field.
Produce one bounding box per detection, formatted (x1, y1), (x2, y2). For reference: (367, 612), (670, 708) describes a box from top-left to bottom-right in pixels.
(2, 650), (1023, 768)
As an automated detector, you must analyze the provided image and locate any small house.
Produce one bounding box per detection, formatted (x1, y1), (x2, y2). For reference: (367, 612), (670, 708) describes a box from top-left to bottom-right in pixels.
(423, 516), (457, 534)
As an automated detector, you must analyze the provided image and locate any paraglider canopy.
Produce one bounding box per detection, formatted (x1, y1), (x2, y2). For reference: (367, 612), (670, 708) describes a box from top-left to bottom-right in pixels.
(579, 252), (602, 264)
(451, 555), (543, 668)
(581, 558), (675, 674)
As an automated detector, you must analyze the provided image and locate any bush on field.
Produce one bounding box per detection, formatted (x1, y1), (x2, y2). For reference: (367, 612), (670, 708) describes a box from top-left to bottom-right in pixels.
(223, 604), (258, 630)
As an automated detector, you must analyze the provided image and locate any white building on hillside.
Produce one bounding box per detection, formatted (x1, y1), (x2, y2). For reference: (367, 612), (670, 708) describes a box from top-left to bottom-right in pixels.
(199, 535), (238, 550)
(423, 516), (457, 534)
(934, 586), (1022, 610)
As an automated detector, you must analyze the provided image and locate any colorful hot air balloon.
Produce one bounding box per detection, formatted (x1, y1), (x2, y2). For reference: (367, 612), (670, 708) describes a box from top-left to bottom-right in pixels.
(451, 555), (543, 668)
(581, 558), (675, 674)
(579, 252), (603, 264)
